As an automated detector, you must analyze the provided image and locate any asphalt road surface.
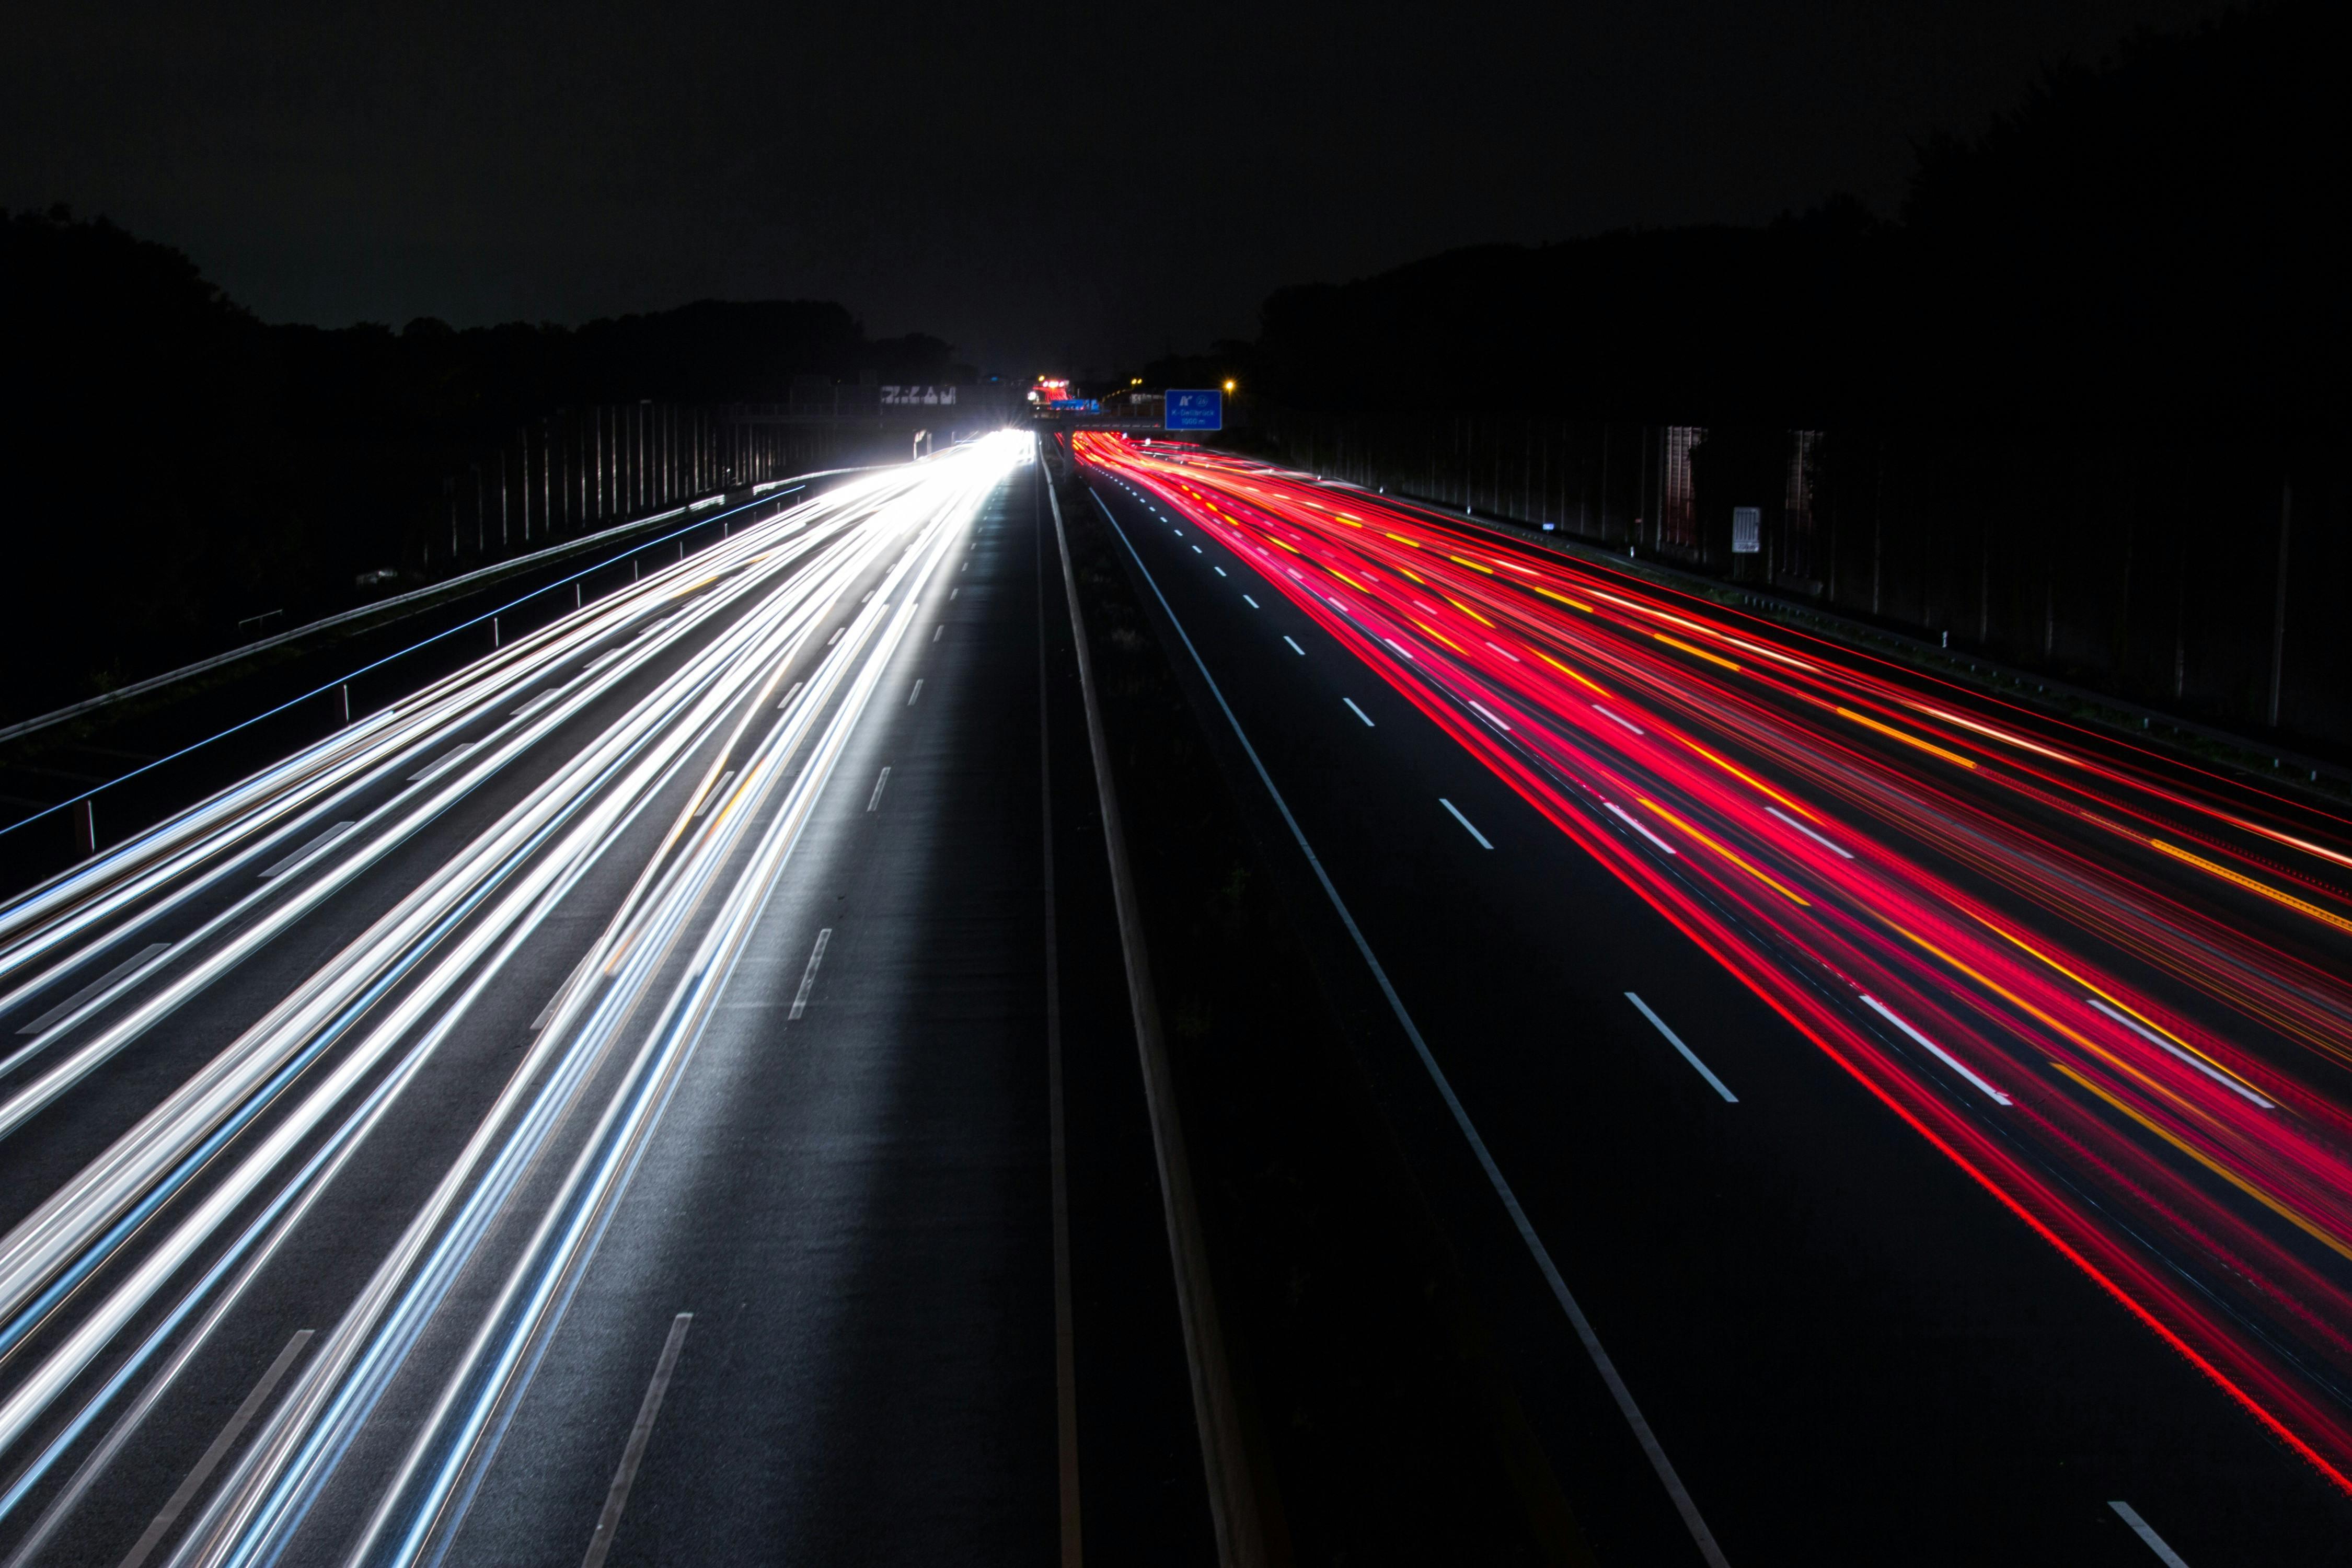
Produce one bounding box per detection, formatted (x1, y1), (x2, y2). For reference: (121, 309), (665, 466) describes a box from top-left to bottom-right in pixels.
(1075, 432), (2352, 1567)
(0, 434), (1203, 1567)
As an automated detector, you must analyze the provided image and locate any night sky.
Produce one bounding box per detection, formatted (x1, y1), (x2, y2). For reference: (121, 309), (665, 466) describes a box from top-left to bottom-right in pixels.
(5, 1), (2217, 374)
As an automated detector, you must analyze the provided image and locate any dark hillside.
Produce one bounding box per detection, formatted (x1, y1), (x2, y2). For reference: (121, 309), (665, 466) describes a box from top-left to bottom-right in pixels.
(1251, 1), (2347, 433)
(0, 210), (953, 722)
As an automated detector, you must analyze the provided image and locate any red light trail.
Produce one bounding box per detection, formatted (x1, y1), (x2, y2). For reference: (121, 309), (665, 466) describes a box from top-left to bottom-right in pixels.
(1076, 430), (2352, 1492)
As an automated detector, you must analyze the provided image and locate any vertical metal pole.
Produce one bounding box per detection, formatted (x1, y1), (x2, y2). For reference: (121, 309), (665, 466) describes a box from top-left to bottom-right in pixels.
(493, 616), (501, 649)
(1871, 452), (1884, 616)
(2269, 477), (2293, 727)
(1597, 422), (1611, 543)
(340, 683), (350, 725)
(500, 449), (510, 550)
(78, 798), (96, 856)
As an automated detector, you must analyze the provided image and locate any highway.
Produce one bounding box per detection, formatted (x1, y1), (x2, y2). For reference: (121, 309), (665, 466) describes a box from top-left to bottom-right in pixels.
(0, 433), (1131, 1566)
(1074, 431), (2352, 1565)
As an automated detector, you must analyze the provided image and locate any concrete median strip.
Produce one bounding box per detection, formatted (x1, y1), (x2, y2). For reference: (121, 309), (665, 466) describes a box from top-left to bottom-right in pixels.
(1087, 481), (1733, 1568)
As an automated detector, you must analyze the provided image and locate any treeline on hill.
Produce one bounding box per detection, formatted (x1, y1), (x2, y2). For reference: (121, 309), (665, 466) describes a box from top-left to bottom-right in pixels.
(1195, 0), (2345, 436)
(0, 211), (956, 723)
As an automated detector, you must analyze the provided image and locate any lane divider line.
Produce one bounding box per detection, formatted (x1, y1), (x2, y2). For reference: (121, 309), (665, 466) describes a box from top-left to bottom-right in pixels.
(788, 929), (832, 1020)
(580, 1313), (692, 1568)
(1860, 994), (2012, 1106)
(691, 772), (735, 820)
(1343, 699), (1375, 728)
(1766, 805), (1853, 859)
(1626, 993), (1738, 1103)
(2083, 997), (2273, 1108)
(114, 1329), (314, 1568)
(2107, 1501), (2192, 1567)
(1604, 801), (1677, 855)
(409, 743), (477, 782)
(16, 944), (171, 1037)
(1084, 484), (1732, 1568)
(259, 823), (356, 880)
(1440, 799), (1493, 849)
(866, 766), (892, 813)
(1283, 637), (1305, 656)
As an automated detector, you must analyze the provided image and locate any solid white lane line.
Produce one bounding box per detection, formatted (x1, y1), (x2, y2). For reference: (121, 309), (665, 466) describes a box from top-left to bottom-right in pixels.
(789, 929), (832, 1019)
(1603, 801), (1677, 855)
(510, 690), (560, 720)
(867, 766), (892, 813)
(1087, 503), (1732, 1568)
(18, 944), (171, 1036)
(2086, 997), (2274, 1108)
(407, 742), (477, 782)
(1439, 798), (1492, 849)
(114, 1330), (314, 1568)
(1468, 700), (1513, 733)
(259, 822), (356, 879)
(693, 772), (736, 820)
(777, 681), (804, 711)
(907, 678), (924, 706)
(1625, 993), (1738, 1103)
(1344, 699), (1375, 727)
(1766, 806), (1853, 858)
(1861, 994), (2012, 1105)
(931, 625), (943, 643)
(1283, 636), (1306, 656)
(2107, 1502), (2191, 1566)
(1242, 594), (1259, 608)
(580, 1314), (693, 1568)
(1592, 704), (1645, 736)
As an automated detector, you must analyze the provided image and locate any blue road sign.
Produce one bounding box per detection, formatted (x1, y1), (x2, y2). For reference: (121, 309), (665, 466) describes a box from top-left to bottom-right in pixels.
(1165, 389), (1223, 431)
(1046, 397), (1100, 413)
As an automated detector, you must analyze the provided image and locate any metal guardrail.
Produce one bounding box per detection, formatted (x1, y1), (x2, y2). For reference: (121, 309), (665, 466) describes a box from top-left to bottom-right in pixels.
(0, 471), (859, 851)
